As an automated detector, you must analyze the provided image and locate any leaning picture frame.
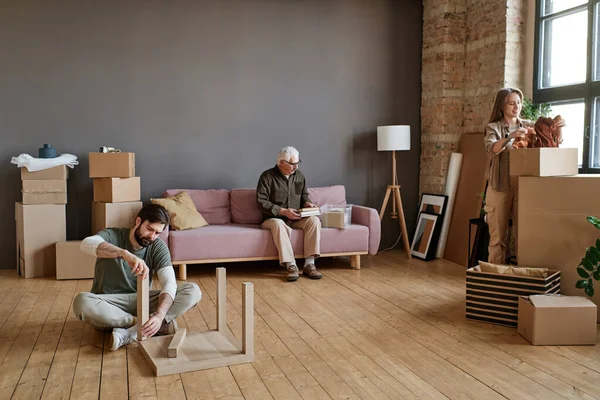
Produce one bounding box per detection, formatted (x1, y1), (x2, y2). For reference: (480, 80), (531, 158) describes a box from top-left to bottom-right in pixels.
(411, 212), (442, 261)
(418, 193), (449, 216)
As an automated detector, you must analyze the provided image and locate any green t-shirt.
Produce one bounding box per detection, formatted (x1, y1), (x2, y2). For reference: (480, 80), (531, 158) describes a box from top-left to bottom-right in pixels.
(90, 227), (172, 295)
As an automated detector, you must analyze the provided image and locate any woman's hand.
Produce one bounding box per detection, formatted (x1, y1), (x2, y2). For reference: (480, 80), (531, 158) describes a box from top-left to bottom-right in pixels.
(509, 127), (527, 139)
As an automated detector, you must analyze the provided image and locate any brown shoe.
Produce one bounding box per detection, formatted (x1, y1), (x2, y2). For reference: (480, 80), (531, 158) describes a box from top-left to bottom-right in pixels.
(303, 263), (322, 279)
(287, 264), (299, 282)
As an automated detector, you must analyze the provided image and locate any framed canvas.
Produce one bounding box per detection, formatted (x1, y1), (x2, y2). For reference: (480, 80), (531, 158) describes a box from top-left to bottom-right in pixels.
(411, 212), (442, 261)
(418, 193), (449, 216)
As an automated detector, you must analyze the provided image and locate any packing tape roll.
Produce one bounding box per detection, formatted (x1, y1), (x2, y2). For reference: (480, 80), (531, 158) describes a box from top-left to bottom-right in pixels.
(436, 152), (463, 258)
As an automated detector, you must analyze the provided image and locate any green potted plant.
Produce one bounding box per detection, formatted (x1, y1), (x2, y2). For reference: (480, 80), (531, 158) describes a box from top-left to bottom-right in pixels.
(520, 97), (552, 121)
(575, 216), (600, 297)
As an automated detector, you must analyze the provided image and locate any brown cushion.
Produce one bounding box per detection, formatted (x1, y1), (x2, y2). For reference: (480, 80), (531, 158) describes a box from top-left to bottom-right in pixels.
(478, 261), (548, 278)
(150, 191), (209, 231)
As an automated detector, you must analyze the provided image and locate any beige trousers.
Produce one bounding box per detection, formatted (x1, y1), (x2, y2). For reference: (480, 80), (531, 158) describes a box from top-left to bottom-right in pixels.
(72, 282), (201, 330)
(262, 216), (321, 265)
(485, 177), (518, 264)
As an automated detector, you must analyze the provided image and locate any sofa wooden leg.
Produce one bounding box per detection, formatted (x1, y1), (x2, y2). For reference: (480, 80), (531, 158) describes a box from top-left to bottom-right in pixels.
(178, 264), (187, 281)
(351, 255), (361, 270)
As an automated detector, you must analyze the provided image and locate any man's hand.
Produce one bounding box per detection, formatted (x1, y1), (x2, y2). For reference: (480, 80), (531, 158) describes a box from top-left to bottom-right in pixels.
(281, 208), (301, 220)
(304, 202), (317, 208)
(141, 312), (164, 338)
(122, 251), (149, 279)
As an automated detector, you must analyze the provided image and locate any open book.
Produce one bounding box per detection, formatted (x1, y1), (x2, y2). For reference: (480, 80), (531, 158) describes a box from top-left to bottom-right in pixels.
(297, 207), (321, 218)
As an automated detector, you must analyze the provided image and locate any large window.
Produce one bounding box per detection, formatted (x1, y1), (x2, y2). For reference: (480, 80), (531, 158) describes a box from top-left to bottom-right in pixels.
(534, 0), (600, 171)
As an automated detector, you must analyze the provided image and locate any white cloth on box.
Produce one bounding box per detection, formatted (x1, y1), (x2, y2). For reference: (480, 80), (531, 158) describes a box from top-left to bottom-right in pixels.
(81, 235), (105, 257)
(11, 153), (78, 172)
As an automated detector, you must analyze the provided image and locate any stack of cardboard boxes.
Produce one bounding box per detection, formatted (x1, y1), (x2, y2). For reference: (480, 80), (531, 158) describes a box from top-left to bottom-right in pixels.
(55, 151), (142, 280)
(16, 165), (68, 278)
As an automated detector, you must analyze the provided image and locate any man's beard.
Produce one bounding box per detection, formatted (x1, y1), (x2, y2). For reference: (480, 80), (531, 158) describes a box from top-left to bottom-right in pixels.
(135, 227), (153, 248)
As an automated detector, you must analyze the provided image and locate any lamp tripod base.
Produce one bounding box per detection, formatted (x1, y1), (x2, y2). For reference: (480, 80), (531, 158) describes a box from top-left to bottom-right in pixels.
(379, 185), (411, 259)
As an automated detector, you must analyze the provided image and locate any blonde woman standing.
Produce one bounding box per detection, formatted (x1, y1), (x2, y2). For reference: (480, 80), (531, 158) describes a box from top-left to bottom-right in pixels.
(484, 88), (533, 264)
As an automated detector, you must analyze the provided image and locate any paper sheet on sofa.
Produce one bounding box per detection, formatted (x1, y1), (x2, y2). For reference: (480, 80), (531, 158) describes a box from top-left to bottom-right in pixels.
(11, 153), (79, 172)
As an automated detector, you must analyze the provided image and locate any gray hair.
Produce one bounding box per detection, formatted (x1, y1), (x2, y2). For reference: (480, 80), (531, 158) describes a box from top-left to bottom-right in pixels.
(276, 146), (299, 163)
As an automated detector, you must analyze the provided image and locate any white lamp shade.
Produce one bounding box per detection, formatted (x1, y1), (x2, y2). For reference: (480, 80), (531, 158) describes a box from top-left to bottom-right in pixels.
(377, 125), (411, 151)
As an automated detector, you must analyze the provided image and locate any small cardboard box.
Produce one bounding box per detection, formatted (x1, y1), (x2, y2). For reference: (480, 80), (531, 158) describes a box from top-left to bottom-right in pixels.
(16, 202), (66, 278)
(92, 201), (143, 234)
(21, 165), (68, 180)
(466, 265), (561, 327)
(518, 295), (597, 345)
(56, 241), (97, 280)
(89, 152), (135, 178)
(93, 177), (141, 203)
(22, 179), (67, 205)
(510, 148), (578, 177)
(320, 205), (352, 229)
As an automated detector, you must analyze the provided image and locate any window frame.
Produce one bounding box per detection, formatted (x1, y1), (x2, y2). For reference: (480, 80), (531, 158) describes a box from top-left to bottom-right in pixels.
(533, 0), (598, 172)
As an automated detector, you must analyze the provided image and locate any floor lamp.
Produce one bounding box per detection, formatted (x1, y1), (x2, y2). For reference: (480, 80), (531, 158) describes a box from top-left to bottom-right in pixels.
(377, 125), (412, 259)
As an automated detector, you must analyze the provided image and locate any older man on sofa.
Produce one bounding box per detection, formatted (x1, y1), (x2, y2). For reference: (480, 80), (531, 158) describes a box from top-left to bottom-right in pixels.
(257, 146), (323, 282)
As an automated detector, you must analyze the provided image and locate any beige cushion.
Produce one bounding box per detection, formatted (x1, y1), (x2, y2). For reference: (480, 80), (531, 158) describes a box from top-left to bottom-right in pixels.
(150, 191), (208, 231)
(478, 261), (548, 278)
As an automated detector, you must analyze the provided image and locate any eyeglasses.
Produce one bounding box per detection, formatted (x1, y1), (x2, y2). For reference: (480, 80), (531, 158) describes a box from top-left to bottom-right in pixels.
(283, 160), (301, 167)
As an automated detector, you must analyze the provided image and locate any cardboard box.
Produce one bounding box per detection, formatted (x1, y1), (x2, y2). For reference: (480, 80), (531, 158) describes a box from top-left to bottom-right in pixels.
(466, 265), (560, 327)
(92, 201), (143, 234)
(93, 177), (141, 203)
(21, 165), (68, 180)
(89, 152), (135, 178)
(56, 241), (97, 280)
(22, 179), (67, 205)
(510, 148), (578, 177)
(518, 175), (600, 320)
(320, 205), (352, 229)
(16, 202), (66, 278)
(518, 295), (597, 345)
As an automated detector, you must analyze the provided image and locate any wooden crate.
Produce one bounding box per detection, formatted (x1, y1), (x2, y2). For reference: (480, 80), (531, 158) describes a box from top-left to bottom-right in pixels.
(466, 266), (561, 327)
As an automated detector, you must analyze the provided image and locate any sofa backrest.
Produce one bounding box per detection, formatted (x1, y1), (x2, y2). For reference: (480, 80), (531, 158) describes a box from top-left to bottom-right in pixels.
(163, 189), (231, 224)
(229, 185), (347, 224)
(308, 185), (347, 206)
(230, 189), (263, 224)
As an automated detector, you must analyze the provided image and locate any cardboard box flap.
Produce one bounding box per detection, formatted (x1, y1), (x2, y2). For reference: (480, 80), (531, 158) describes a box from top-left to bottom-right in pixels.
(529, 294), (596, 308)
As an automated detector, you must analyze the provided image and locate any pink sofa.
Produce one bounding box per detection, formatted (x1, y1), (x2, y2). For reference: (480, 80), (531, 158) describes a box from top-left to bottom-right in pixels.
(160, 185), (381, 280)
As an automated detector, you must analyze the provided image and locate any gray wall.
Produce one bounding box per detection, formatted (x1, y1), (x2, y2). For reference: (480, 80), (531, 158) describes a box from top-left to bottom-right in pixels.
(0, 0), (422, 269)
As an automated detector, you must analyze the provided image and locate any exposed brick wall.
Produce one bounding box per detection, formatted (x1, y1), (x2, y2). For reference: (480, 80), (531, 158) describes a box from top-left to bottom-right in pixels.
(420, 0), (527, 194)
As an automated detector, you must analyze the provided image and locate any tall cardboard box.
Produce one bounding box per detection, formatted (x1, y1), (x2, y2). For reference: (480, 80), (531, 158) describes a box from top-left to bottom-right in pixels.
(89, 152), (135, 178)
(56, 241), (97, 280)
(518, 175), (600, 320)
(510, 148), (578, 176)
(92, 201), (143, 234)
(22, 180), (67, 205)
(93, 177), (141, 203)
(518, 295), (597, 345)
(16, 202), (66, 278)
(21, 165), (68, 180)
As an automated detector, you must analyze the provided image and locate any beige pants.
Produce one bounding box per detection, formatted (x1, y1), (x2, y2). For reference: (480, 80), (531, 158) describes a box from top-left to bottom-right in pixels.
(262, 216), (321, 265)
(485, 177), (518, 264)
(72, 282), (201, 330)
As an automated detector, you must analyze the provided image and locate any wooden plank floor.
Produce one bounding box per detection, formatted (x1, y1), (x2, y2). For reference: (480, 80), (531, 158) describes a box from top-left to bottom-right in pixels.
(1, 251), (599, 400)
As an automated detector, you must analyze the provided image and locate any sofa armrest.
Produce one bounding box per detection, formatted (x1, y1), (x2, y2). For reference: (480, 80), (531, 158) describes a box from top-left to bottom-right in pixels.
(352, 205), (381, 255)
(158, 224), (170, 245)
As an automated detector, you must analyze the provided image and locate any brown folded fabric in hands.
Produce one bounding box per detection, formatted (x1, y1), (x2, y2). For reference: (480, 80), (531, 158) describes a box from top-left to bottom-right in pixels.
(513, 115), (566, 149)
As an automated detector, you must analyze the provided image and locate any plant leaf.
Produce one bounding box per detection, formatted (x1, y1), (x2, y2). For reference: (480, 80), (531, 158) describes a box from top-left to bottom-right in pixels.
(577, 267), (590, 278)
(591, 246), (600, 262)
(576, 279), (588, 289)
(582, 257), (595, 271)
(585, 284), (595, 297)
(588, 216), (600, 230)
(586, 248), (599, 264)
(594, 270), (600, 281)
(596, 238), (600, 252)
